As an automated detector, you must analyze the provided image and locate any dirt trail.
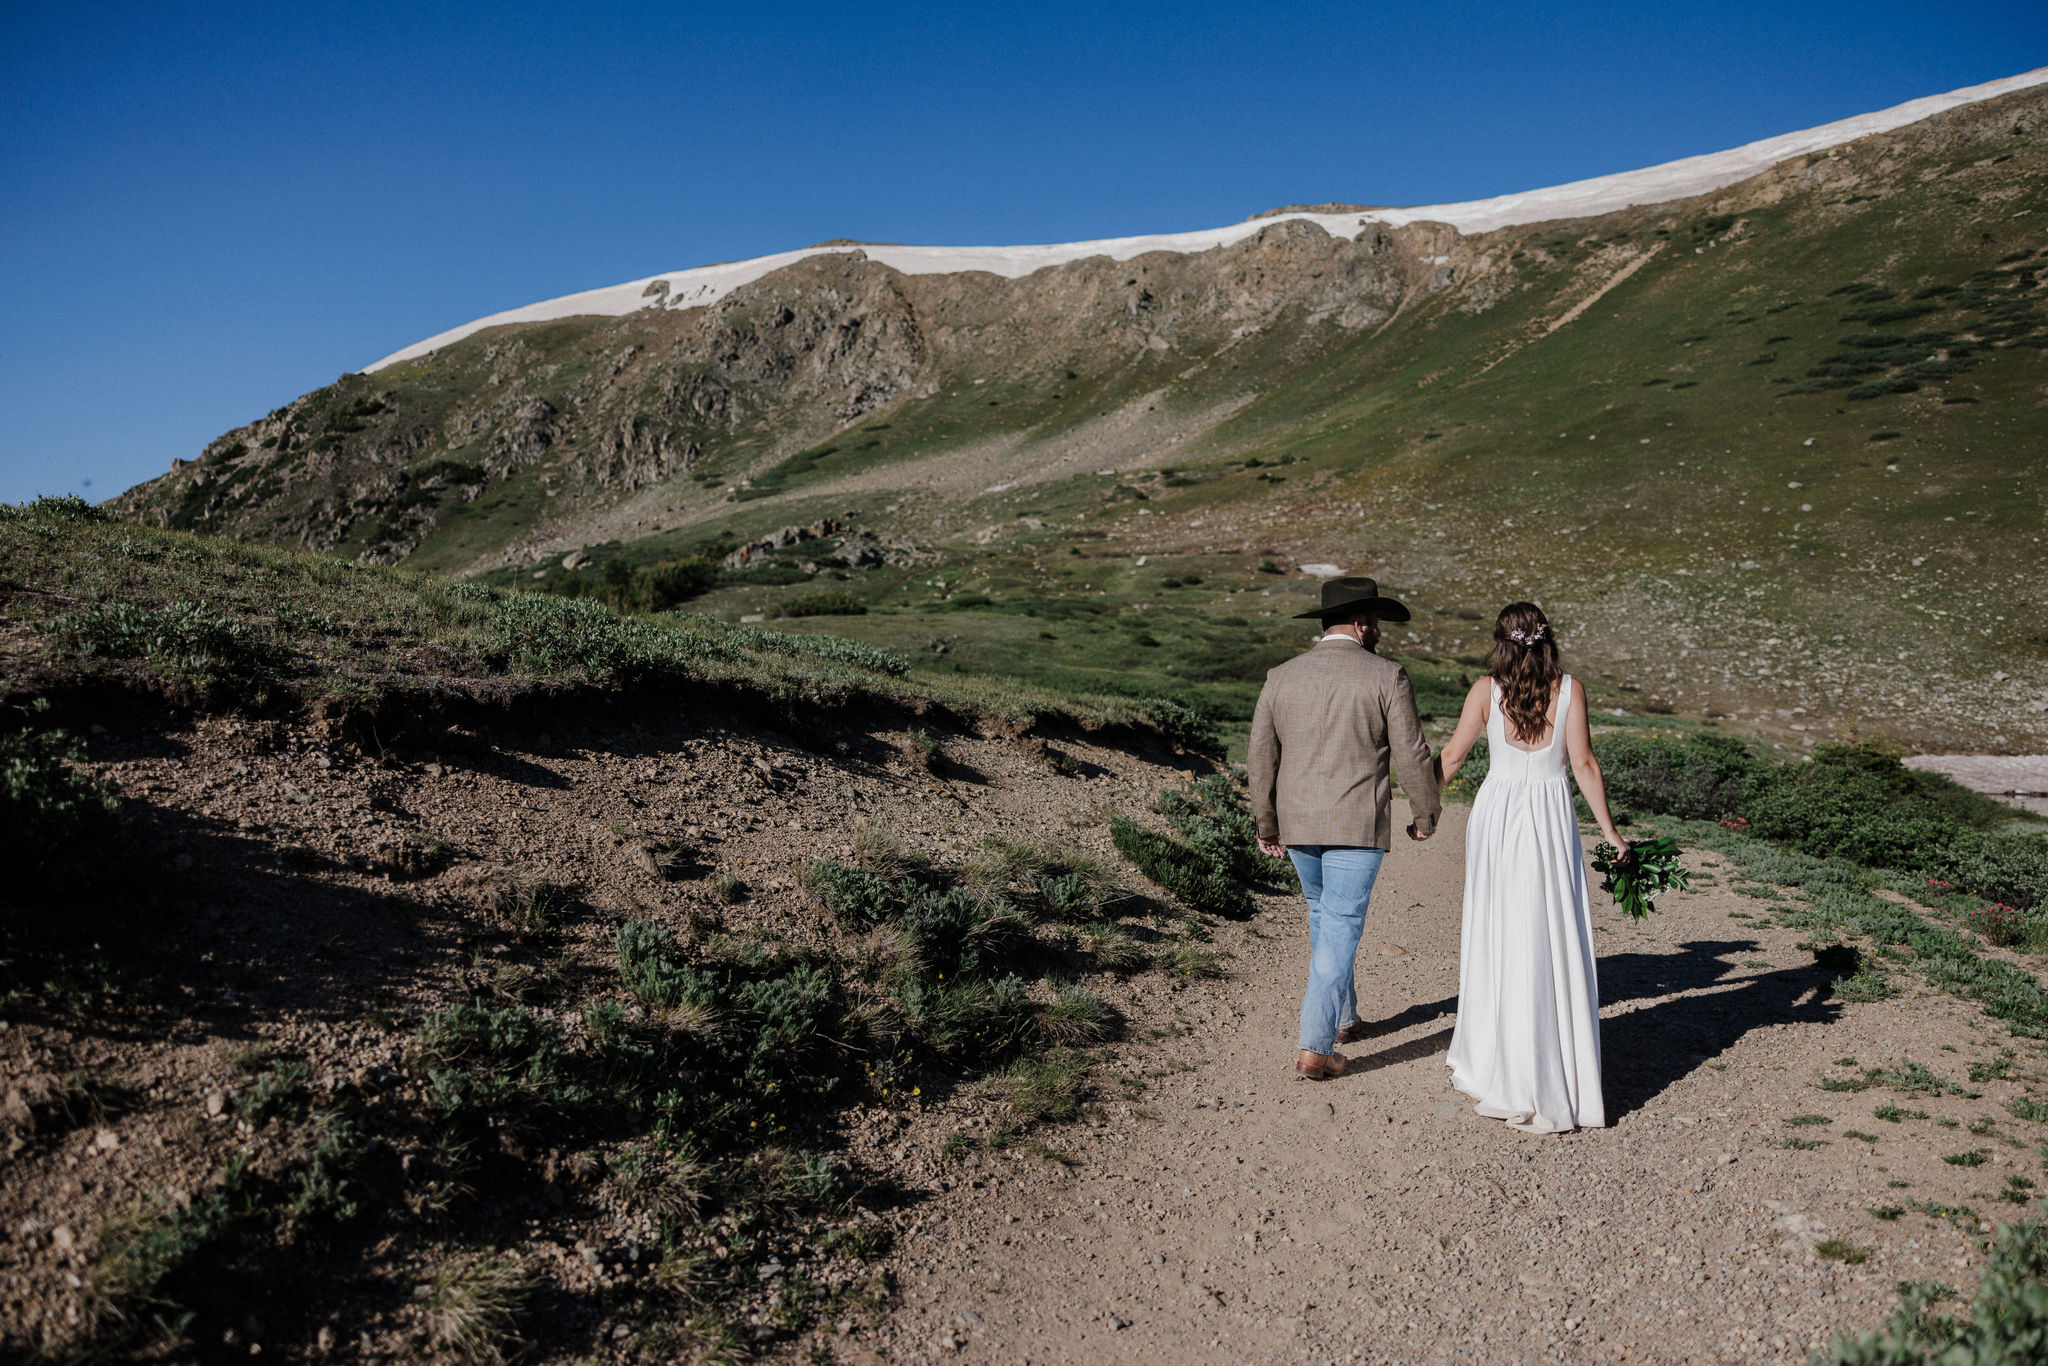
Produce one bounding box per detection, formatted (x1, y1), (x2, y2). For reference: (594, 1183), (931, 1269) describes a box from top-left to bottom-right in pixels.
(864, 802), (2042, 1366)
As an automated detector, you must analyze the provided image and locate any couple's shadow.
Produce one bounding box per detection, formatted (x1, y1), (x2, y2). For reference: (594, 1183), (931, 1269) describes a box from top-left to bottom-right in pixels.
(1345, 938), (1844, 1119)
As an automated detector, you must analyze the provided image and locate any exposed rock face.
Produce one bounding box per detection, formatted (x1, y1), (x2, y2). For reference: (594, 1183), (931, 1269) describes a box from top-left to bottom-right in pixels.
(718, 519), (924, 573)
(112, 215), (1464, 565)
(722, 520), (842, 569)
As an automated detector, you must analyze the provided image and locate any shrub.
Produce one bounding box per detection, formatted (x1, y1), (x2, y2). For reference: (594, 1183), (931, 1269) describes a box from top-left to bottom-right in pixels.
(414, 1004), (568, 1118)
(778, 591), (866, 617)
(1143, 698), (1221, 756)
(1158, 772), (1293, 890)
(1937, 833), (2048, 912)
(807, 860), (897, 927)
(736, 626), (907, 675)
(901, 974), (1035, 1058)
(238, 1061), (311, 1127)
(1110, 816), (1251, 917)
(625, 931), (847, 1144)
(1445, 736), (1490, 797)
(5, 493), (107, 526)
(898, 886), (1033, 981)
(1037, 872), (1099, 920)
(1967, 904), (2030, 949)
(287, 1112), (364, 1225)
(1741, 744), (1976, 869)
(644, 557), (720, 610)
(616, 920), (705, 1012)
(49, 599), (260, 681)
(1595, 731), (1757, 821)
(1835, 962), (1898, 1003)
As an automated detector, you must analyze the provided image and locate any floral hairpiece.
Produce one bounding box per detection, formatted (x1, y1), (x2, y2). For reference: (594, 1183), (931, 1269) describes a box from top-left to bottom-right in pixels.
(1507, 624), (1548, 645)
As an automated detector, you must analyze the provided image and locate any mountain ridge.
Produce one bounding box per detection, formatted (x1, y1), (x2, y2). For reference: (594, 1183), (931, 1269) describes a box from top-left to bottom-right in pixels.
(363, 67), (2048, 373)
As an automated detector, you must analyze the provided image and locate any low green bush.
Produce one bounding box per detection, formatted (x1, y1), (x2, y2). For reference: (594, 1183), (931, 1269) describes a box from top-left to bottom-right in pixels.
(778, 591), (866, 617)
(1157, 772), (1294, 890)
(808, 860), (897, 926)
(415, 1003), (570, 1119)
(1936, 831), (2048, 913)
(900, 974), (1036, 1058)
(899, 886), (1033, 981)
(723, 624), (908, 676)
(1110, 815), (1251, 917)
(1143, 697), (1221, 756)
(48, 598), (262, 682)
(1597, 731), (1757, 821)
(538, 555), (720, 612)
(1815, 1216), (2048, 1363)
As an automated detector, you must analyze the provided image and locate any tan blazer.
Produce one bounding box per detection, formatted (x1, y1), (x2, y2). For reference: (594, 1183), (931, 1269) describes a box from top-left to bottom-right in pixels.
(1248, 635), (1441, 849)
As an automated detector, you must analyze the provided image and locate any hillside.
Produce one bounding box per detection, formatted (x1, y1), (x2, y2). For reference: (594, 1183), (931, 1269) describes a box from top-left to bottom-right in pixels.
(112, 77), (2048, 753)
(8, 500), (2048, 1364)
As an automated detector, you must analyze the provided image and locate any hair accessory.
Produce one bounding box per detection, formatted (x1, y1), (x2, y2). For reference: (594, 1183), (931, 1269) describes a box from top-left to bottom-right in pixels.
(1507, 624), (1548, 645)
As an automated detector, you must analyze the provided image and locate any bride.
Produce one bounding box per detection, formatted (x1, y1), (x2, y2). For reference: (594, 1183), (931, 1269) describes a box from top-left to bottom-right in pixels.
(1434, 602), (1629, 1133)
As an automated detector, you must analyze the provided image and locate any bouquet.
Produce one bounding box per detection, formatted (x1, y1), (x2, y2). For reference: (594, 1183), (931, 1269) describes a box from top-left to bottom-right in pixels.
(1591, 836), (1691, 920)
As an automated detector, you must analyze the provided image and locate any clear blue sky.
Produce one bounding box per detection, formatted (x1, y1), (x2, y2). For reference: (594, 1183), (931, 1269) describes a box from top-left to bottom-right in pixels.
(3, 1), (2043, 507)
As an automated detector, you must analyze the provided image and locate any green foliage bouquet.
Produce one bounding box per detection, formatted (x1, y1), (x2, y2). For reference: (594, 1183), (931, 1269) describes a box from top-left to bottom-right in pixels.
(1591, 837), (1691, 920)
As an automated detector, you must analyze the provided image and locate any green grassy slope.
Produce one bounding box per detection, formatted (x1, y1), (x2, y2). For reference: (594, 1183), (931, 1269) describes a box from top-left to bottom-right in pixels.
(114, 85), (2048, 751)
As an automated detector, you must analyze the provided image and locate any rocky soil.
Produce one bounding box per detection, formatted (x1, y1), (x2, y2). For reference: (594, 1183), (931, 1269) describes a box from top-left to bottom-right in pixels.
(872, 804), (2048, 1365)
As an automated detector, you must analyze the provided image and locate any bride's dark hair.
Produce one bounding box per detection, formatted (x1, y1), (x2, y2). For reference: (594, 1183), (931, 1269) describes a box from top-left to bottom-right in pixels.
(1487, 602), (1562, 744)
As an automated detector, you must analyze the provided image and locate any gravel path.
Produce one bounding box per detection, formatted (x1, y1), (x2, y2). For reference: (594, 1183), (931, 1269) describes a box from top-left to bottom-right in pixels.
(855, 803), (2047, 1366)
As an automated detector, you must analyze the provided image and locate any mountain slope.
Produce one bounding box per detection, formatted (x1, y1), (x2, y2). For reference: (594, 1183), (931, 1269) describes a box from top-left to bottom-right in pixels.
(362, 68), (2048, 373)
(113, 76), (2048, 752)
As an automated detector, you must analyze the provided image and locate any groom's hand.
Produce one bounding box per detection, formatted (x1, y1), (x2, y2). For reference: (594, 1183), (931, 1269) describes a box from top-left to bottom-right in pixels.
(1257, 836), (1286, 858)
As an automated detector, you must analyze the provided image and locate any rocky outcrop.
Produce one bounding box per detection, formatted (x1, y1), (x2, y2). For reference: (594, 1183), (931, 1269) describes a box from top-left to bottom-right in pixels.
(113, 205), (1479, 564)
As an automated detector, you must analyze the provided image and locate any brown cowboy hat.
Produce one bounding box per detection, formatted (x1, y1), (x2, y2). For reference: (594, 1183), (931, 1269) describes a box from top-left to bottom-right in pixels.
(1290, 575), (1412, 623)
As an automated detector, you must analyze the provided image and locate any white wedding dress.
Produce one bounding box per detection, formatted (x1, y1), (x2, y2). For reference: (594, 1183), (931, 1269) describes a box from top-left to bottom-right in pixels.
(1447, 676), (1606, 1132)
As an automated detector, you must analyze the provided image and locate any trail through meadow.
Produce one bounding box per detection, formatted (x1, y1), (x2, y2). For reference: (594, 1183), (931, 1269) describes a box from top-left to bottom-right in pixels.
(868, 803), (2039, 1366)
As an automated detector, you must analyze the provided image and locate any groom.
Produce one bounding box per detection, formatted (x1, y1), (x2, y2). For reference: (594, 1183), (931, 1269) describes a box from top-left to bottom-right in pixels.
(1248, 577), (1441, 1080)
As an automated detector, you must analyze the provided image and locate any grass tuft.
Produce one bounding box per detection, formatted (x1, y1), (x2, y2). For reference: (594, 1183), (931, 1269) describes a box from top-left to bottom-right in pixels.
(421, 1253), (529, 1364)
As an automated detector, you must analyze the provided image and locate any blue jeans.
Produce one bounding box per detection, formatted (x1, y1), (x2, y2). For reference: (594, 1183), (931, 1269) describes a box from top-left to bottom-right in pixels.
(1288, 845), (1386, 1054)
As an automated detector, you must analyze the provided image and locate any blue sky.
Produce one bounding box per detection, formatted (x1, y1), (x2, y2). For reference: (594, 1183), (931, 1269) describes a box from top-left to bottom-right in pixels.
(3, 1), (2043, 507)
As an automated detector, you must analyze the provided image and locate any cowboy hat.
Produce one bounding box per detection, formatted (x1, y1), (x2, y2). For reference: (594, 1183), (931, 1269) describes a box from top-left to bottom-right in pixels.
(1290, 575), (1412, 623)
